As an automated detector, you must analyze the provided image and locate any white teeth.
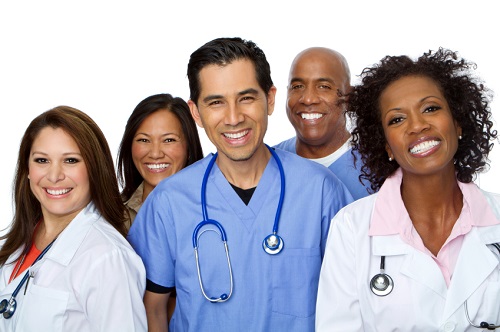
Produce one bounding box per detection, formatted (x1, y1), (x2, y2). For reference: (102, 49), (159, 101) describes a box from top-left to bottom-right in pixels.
(410, 140), (440, 154)
(46, 188), (71, 195)
(224, 130), (248, 139)
(301, 113), (323, 120)
(147, 163), (169, 170)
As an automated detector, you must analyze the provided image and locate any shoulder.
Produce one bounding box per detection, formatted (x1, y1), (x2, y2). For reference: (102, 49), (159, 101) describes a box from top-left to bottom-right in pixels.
(332, 194), (377, 228)
(273, 137), (296, 153)
(151, 155), (210, 195)
(479, 189), (500, 218)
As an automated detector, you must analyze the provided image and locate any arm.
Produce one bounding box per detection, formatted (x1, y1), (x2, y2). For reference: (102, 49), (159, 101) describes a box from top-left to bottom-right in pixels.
(144, 291), (171, 332)
(316, 209), (363, 331)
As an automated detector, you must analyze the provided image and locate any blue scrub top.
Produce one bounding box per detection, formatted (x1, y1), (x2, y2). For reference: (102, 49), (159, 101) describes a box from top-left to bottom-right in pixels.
(275, 137), (371, 200)
(127, 148), (353, 331)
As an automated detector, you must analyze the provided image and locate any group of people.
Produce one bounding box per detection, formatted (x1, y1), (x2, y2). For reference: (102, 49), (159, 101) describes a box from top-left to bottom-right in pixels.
(0, 36), (498, 332)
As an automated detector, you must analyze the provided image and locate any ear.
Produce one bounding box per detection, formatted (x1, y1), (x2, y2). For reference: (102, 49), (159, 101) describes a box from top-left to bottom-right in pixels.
(385, 143), (393, 160)
(266, 86), (277, 116)
(456, 124), (462, 138)
(188, 100), (204, 129)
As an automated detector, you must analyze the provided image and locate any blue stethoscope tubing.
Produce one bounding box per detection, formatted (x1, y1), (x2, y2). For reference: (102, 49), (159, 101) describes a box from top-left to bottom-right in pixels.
(0, 240), (55, 319)
(192, 144), (285, 303)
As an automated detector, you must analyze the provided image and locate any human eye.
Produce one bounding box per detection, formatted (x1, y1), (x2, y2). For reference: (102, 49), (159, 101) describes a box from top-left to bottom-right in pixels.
(164, 138), (176, 143)
(388, 116), (404, 126)
(135, 137), (149, 143)
(65, 157), (81, 164)
(290, 83), (304, 90)
(318, 84), (332, 90)
(423, 105), (441, 113)
(207, 99), (223, 107)
(33, 158), (48, 164)
(240, 95), (255, 103)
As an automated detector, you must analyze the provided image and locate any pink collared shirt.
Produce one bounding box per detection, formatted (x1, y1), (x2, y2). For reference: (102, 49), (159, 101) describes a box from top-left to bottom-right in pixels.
(369, 168), (500, 286)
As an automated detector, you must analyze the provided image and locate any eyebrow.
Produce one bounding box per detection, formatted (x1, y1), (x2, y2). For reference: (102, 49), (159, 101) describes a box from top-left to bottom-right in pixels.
(289, 77), (336, 84)
(202, 88), (260, 104)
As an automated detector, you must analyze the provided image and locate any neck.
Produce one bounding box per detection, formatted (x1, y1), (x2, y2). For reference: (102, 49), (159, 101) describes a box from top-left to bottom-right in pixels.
(296, 130), (350, 159)
(216, 144), (271, 189)
(400, 166), (463, 255)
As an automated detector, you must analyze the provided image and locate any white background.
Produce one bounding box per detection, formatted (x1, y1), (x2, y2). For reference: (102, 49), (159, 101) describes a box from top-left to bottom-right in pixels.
(1, 1), (499, 232)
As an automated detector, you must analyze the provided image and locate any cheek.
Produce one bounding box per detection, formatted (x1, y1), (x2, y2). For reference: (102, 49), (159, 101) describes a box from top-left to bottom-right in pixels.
(170, 145), (189, 167)
(131, 144), (146, 162)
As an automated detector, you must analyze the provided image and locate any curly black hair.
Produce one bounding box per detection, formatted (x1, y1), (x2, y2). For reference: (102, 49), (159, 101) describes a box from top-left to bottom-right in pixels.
(348, 48), (497, 192)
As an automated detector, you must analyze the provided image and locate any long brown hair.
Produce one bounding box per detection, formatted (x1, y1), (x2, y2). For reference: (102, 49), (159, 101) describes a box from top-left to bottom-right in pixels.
(0, 106), (127, 265)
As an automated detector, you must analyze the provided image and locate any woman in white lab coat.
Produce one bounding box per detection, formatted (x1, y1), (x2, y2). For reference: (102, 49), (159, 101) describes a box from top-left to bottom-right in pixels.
(0, 106), (147, 331)
(316, 48), (500, 331)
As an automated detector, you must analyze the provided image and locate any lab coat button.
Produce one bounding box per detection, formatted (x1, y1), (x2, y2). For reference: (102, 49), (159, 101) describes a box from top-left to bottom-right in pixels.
(443, 321), (456, 332)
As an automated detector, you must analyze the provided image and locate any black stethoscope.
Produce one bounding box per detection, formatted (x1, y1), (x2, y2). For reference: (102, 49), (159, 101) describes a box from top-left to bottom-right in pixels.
(192, 145), (285, 303)
(0, 239), (55, 319)
(370, 243), (500, 330)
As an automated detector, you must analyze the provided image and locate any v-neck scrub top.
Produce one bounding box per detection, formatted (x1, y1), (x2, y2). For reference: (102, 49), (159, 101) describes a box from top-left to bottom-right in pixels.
(127, 148), (353, 331)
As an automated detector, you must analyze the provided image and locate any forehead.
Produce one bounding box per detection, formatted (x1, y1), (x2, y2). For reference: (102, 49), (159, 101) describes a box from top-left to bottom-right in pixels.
(380, 75), (444, 105)
(290, 51), (346, 81)
(198, 59), (262, 97)
(139, 109), (182, 130)
(31, 127), (80, 152)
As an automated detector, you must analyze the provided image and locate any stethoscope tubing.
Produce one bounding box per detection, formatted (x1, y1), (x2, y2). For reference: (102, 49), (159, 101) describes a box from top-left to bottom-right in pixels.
(0, 239), (56, 319)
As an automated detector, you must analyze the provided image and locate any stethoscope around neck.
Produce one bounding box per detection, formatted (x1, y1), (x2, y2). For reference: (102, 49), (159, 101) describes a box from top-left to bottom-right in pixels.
(0, 239), (55, 319)
(192, 145), (285, 303)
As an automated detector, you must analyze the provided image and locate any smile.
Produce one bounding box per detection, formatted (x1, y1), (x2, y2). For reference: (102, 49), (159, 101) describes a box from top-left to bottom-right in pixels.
(46, 188), (72, 195)
(301, 113), (323, 120)
(146, 163), (170, 170)
(223, 130), (248, 139)
(409, 140), (441, 154)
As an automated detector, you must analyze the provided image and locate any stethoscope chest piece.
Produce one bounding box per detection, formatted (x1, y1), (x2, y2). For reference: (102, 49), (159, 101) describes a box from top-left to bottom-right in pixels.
(0, 298), (16, 319)
(370, 273), (394, 296)
(262, 234), (284, 255)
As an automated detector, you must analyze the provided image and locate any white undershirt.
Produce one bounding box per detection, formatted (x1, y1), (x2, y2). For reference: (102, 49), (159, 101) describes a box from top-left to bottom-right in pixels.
(309, 139), (351, 167)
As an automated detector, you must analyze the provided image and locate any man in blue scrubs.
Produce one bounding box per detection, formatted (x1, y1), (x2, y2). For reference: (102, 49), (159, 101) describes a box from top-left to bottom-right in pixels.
(275, 47), (372, 199)
(127, 38), (353, 332)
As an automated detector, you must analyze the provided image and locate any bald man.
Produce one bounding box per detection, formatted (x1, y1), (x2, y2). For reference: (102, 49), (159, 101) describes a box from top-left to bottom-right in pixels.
(275, 47), (371, 199)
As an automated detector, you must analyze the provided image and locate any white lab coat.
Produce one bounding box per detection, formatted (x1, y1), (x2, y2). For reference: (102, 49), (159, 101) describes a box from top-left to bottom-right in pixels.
(316, 190), (500, 332)
(0, 203), (147, 332)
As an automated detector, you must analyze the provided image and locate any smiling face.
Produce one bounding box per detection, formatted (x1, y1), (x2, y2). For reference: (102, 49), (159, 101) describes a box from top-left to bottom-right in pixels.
(380, 75), (462, 177)
(28, 127), (91, 222)
(286, 48), (351, 155)
(189, 59), (276, 165)
(131, 109), (188, 197)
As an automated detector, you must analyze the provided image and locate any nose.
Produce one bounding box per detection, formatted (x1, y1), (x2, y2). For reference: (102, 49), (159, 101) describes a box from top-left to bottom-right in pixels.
(224, 104), (245, 126)
(407, 112), (430, 134)
(46, 163), (65, 183)
(149, 142), (165, 159)
(299, 85), (320, 105)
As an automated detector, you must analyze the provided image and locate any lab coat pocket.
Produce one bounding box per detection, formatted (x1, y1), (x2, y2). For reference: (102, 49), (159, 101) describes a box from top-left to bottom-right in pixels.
(21, 283), (69, 332)
(271, 247), (321, 318)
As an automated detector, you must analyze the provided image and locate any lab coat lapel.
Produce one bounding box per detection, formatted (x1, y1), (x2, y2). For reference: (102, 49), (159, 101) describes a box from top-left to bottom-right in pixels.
(442, 226), (500, 321)
(38, 203), (97, 267)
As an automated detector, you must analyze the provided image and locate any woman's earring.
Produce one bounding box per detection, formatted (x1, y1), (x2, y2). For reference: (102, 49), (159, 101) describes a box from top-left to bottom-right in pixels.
(458, 135), (462, 140)
(388, 157), (393, 161)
